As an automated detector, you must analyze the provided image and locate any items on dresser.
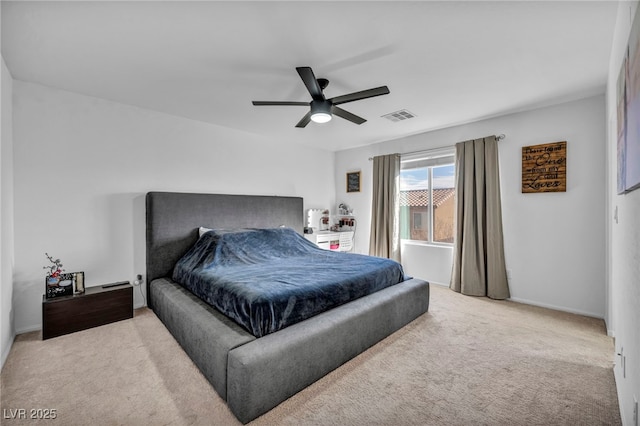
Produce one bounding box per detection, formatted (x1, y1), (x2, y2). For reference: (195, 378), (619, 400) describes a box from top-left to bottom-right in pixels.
(305, 207), (356, 251)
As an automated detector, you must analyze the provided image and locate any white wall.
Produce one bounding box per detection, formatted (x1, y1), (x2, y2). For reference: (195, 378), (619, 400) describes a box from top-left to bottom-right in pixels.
(335, 95), (606, 318)
(1, 55), (15, 367)
(606, 2), (640, 425)
(11, 81), (334, 333)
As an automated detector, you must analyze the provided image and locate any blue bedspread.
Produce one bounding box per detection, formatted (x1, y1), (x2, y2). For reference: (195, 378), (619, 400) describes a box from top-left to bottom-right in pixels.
(172, 228), (407, 337)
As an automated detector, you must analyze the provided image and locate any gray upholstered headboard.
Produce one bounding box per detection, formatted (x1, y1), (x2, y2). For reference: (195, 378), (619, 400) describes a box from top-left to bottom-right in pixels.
(145, 192), (304, 305)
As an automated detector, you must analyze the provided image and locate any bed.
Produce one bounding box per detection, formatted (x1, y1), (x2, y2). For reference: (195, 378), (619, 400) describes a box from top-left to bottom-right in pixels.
(146, 191), (430, 423)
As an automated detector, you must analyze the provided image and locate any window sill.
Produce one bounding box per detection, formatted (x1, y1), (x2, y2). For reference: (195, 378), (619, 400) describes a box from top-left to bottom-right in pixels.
(401, 240), (454, 249)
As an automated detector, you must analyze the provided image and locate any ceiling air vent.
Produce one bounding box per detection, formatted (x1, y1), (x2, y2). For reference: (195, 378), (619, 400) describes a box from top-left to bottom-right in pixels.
(382, 109), (416, 122)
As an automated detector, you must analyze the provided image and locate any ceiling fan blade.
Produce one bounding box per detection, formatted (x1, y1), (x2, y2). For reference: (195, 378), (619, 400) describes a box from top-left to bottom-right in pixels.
(329, 86), (390, 105)
(252, 101), (309, 106)
(296, 67), (325, 101)
(331, 106), (366, 125)
(295, 111), (312, 128)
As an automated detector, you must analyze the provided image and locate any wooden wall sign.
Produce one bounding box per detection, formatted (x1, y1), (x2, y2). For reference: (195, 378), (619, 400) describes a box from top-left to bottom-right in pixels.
(522, 141), (567, 193)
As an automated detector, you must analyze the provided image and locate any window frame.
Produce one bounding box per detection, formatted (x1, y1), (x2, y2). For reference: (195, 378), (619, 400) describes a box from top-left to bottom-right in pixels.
(400, 147), (456, 247)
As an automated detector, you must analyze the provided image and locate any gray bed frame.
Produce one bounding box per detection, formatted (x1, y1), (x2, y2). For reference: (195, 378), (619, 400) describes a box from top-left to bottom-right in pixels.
(145, 191), (430, 423)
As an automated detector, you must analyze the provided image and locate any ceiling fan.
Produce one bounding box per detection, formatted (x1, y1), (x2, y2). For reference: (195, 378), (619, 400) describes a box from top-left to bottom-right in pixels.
(252, 66), (390, 128)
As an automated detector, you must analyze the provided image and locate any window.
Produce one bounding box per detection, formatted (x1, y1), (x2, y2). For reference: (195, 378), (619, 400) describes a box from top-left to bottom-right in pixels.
(400, 148), (456, 245)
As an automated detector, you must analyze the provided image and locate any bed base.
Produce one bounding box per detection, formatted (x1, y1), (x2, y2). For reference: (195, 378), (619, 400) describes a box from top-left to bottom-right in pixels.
(151, 277), (429, 423)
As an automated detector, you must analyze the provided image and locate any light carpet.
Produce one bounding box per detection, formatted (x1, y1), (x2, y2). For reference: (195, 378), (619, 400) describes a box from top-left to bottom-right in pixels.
(1, 285), (621, 425)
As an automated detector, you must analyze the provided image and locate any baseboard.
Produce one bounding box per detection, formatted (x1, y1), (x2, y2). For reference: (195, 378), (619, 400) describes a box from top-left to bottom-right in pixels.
(614, 370), (628, 426)
(15, 324), (42, 335)
(1, 332), (16, 370)
(508, 296), (604, 319)
(425, 281), (449, 288)
(430, 286), (605, 320)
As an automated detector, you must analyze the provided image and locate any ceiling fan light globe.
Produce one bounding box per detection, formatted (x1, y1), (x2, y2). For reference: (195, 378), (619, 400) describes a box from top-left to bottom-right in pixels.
(311, 112), (332, 123)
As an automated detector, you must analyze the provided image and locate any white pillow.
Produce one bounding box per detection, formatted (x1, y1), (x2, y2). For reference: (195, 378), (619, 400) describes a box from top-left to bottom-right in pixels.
(199, 227), (213, 237)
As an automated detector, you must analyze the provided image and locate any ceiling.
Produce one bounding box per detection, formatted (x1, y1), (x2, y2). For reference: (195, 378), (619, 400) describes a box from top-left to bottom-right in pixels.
(1, 1), (619, 152)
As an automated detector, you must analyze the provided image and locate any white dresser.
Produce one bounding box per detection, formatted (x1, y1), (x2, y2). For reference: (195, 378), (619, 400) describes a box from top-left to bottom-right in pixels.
(305, 231), (354, 252)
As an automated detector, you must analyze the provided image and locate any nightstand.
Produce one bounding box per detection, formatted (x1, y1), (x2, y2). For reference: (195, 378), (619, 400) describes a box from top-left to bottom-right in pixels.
(42, 282), (133, 340)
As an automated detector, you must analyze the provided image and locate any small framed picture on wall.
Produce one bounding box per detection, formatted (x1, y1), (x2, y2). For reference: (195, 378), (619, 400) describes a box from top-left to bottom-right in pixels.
(346, 171), (361, 193)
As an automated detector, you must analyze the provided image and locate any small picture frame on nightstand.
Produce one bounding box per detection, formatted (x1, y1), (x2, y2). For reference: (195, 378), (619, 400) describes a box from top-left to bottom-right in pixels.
(73, 271), (85, 294)
(346, 171), (361, 193)
(45, 271), (85, 299)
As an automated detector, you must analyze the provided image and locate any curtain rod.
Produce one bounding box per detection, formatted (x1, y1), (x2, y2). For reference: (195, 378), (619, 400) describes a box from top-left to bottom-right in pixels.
(368, 133), (506, 161)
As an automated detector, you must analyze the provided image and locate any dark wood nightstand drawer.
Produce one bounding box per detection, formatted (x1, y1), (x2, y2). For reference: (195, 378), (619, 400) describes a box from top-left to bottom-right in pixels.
(42, 283), (133, 339)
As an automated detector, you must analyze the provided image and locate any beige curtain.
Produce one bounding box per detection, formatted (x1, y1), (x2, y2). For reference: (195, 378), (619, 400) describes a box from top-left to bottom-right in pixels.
(369, 154), (401, 262)
(450, 136), (510, 299)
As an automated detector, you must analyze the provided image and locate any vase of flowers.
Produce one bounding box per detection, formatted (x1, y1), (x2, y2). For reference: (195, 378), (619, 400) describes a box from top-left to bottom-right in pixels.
(44, 253), (64, 280)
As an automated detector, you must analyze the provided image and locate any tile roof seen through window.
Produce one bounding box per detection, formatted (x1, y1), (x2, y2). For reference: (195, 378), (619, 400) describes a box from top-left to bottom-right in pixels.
(399, 188), (455, 207)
